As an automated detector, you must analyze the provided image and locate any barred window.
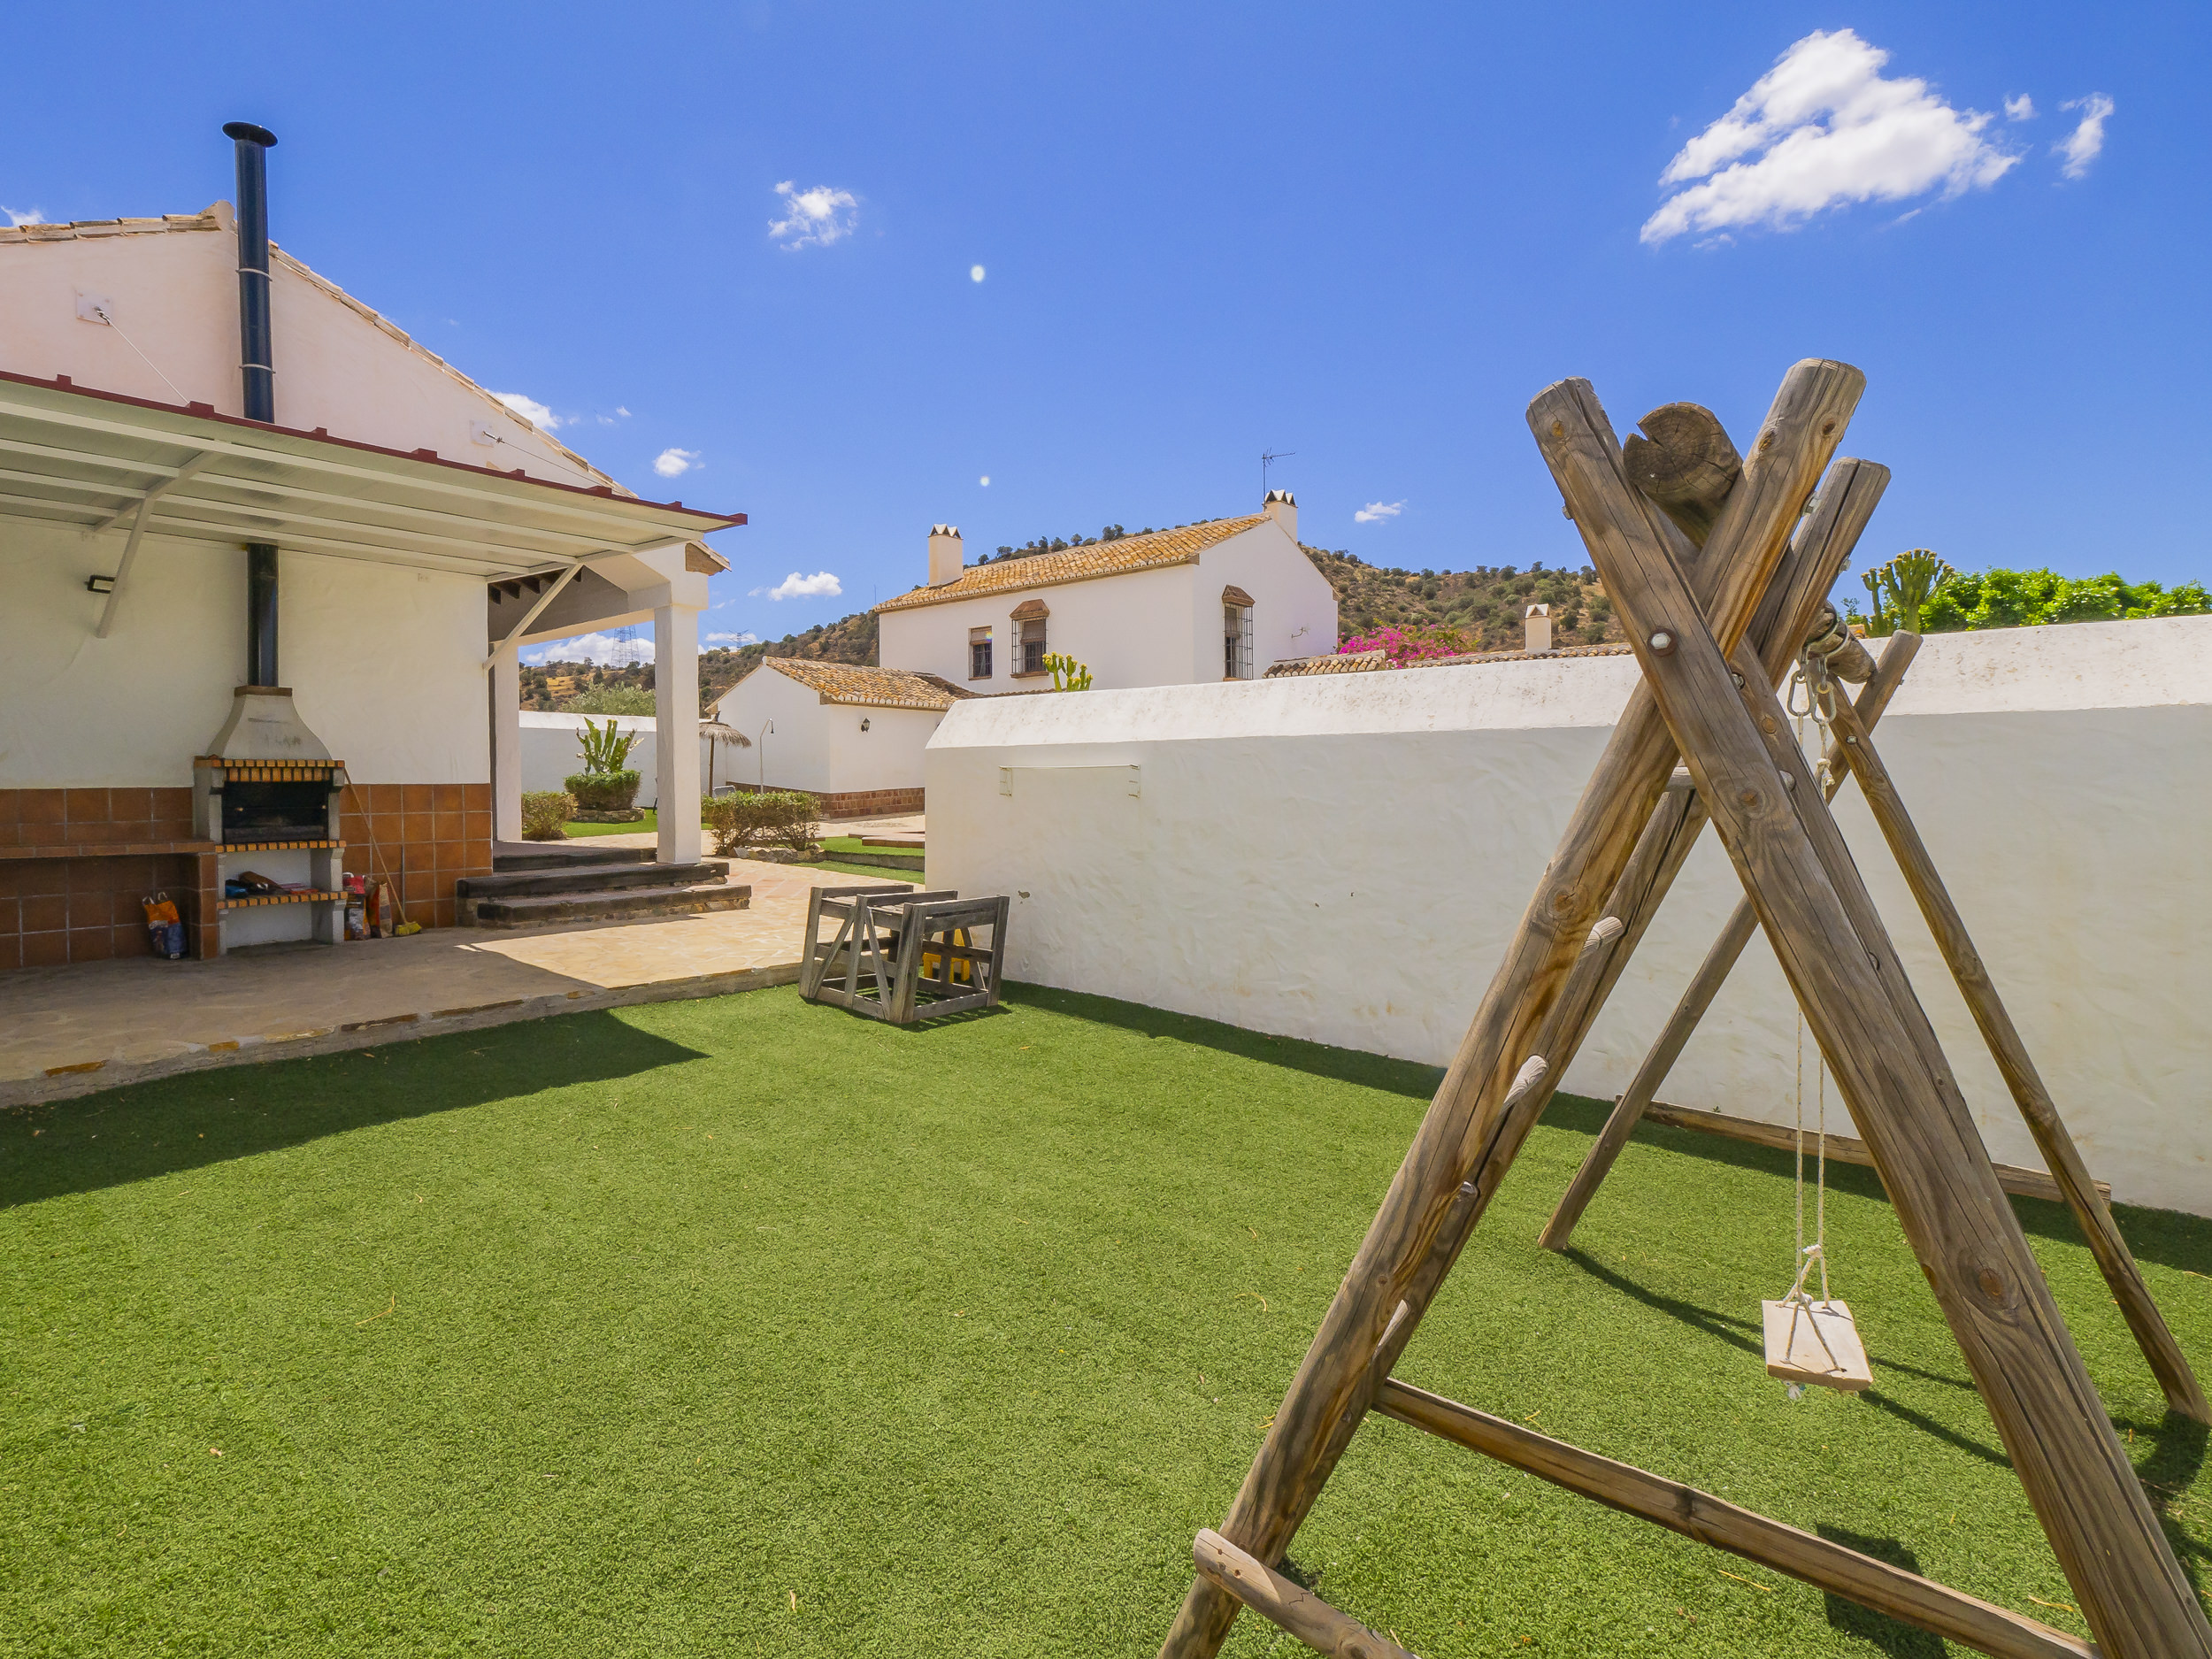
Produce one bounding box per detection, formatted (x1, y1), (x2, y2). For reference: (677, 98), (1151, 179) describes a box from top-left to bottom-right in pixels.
(1019, 618), (1048, 675)
(1224, 602), (1254, 679)
(969, 626), (993, 680)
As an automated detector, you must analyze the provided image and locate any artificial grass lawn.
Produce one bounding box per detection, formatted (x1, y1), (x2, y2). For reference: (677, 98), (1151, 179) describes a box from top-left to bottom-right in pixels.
(5, 985), (2208, 1657)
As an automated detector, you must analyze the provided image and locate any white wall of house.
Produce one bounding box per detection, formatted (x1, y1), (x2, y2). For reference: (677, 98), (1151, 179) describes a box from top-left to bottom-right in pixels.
(0, 211), (593, 486)
(1, 517), (488, 787)
(925, 616), (2212, 1217)
(880, 562), (1198, 692)
(1190, 519), (1341, 680)
(877, 518), (1339, 691)
(710, 667), (944, 795)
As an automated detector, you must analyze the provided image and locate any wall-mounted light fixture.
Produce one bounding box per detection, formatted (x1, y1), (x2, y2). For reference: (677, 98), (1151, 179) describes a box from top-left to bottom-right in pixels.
(860, 718), (871, 732)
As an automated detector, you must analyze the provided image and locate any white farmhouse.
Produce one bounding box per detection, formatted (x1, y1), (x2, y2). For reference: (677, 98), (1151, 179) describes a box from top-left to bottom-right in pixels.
(710, 661), (972, 818)
(874, 491), (1339, 690)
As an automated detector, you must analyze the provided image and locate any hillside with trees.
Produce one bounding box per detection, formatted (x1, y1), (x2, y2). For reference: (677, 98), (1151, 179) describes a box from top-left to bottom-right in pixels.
(1303, 546), (1621, 652)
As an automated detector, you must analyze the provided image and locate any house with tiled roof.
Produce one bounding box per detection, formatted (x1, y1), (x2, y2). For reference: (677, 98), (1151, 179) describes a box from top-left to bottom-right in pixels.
(875, 491), (1339, 692)
(0, 126), (741, 969)
(709, 662), (976, 818)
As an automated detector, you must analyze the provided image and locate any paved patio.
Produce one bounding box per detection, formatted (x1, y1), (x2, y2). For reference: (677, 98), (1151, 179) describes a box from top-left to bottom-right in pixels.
(2, 856), (918, 1108)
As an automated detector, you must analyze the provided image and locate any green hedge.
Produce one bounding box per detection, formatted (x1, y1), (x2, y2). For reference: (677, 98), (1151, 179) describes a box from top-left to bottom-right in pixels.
(702, 790), (820, 857)
(565, 771), (641, 811)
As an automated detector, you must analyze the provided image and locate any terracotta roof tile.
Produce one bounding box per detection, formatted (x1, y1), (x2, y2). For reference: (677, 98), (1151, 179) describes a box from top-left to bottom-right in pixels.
(1264, 650), (1386, 678)
(763, 659), (975, 710)
(873, 516), (1267, 612)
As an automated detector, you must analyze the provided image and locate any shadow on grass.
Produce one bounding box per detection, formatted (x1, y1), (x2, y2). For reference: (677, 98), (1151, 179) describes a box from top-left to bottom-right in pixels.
(1, 1010), (704, 1210)
(1813, 1526), (1944, 1658)
(2125, 1409), (2212, 1577)
(1562, 1249), (2014, 1470)
(1002, 981), (1449, 1100)
(1543, 1094), (2212, 1277)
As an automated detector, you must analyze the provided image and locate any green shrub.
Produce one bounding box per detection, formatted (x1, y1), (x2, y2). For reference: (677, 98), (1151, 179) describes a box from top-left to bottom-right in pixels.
(561, 685), (657, 717)
(703, 790), (821, 856)
(520, 791), (574, 841)
(565, 770), (641, 811)
(1848, 561), (2209, 636)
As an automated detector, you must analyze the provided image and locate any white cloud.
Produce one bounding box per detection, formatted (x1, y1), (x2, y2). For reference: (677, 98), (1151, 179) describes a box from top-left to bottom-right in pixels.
(979, 474), (991, 487)
(750, 570), (843, 601)
(971, 265), (986, 282)
(2004, 94), (2036, 122)
(706, 630), (760, 646)
(769, 180), (859, 250)
(4, 205), (46, 227)
(494, 392), (565, 431)
(615, 405), (632, 418)
(2057, 94), (2113, 178)
(1642, 29), (2017, 244)
(653, 448), (699, 478)
(521, 631), (654, 667)
(1355, 500), (1405, 524)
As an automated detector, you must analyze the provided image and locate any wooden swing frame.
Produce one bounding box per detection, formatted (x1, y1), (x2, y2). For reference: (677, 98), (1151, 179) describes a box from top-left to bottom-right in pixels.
(1154, 362), (2212, 1659)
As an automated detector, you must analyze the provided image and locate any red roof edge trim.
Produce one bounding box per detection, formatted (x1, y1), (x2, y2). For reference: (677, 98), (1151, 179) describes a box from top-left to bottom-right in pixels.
(0, 367), (745, 528)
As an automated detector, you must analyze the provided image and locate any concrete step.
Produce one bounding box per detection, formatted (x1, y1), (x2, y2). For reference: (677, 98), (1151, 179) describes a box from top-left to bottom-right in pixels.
(469, 879), (750, 930)
(493, 842), (654, 873)
(459, 860), (729, 901)
(823, 849), (926, 873)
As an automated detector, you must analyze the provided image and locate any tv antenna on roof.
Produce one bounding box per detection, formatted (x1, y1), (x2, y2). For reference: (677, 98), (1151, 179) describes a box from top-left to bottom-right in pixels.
(1261, 449), (1295, 495)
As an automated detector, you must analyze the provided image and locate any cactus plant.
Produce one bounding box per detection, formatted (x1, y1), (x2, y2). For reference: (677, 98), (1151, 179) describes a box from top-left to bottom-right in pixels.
(577, 716), (641, 774)
(1872, 549), (1955, 634)
(1041, 652), (1094, 691)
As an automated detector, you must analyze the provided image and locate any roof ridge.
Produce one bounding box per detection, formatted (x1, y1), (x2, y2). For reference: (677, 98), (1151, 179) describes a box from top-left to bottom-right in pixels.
(874, 514), (1269, 613)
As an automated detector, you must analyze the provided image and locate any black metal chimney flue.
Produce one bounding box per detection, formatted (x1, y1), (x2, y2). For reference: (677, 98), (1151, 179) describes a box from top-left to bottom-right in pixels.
(224, 120), (280, 687)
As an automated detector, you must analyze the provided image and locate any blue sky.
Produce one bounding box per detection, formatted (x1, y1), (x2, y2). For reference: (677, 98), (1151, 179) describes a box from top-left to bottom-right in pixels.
(5, 3), (2202, 656)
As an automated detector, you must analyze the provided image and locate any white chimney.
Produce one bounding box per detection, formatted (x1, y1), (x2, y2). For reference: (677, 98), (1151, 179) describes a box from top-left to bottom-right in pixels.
(928, 523), (964, 587)
(1524, 603), (1552, 654)
(1263, 488), (1297, 542)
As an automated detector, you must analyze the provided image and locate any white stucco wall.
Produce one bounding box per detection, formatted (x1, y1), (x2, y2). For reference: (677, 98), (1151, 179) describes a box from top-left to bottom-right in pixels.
(926, 616), (2212, 1216)
(0, 212), (589, 484)
(518, 713), (757, 803)
(710, 666), (944, 795)
(875, 519), (1341, 690)
(1186, 518), (1341, 681)
(879, 562), (1197, 692)
(1, 517), (488, 786)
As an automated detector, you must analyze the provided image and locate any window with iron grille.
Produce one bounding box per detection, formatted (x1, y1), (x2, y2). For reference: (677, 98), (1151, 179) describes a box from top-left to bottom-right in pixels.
(969, 626), (993, 679)
(1019, 618), (1048, 674)
(1224, 603), (1254, 679)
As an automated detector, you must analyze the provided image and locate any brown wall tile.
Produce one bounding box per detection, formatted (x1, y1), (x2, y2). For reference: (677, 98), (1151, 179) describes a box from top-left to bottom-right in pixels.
(22, 894), (66, 933)
(22, 931), (66, 967)
(62, 788), (110, 825)
(68, 926), (112, 962)
(403, 784), (434, 812)
(19, 790), (65, 826)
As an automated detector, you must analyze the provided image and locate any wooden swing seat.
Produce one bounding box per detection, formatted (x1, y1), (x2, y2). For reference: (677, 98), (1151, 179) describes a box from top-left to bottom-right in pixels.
(1763, 1296), (1872, 1392)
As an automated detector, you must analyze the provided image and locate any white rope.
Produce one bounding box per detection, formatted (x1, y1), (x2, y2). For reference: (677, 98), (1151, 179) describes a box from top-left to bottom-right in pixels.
(1778, 655), (1846, 1387)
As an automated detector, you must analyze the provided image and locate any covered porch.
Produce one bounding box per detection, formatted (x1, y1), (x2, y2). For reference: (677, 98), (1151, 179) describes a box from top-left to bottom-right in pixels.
(0, 368), (741, 963)
(484, 541), (733, 868)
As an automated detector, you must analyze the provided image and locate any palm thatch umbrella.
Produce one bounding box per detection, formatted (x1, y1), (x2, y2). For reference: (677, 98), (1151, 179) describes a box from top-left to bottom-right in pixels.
(702, 719), (752, 795)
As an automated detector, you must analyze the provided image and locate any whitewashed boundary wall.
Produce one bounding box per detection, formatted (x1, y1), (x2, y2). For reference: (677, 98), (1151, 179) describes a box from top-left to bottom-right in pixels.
(519, 713), (734, 804)
(926, 616), (2212, 1216)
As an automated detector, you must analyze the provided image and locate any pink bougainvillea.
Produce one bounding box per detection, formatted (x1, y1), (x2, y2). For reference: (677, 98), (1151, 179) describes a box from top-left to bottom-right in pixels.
(1338, 624), (1474, 665)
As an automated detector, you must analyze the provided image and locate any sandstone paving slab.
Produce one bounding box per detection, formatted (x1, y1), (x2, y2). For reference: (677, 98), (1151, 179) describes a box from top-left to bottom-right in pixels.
(1, 858), (918, 1109)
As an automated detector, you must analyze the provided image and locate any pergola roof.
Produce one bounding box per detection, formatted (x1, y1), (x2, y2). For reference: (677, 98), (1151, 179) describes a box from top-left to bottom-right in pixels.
(0, 369), (743, 580)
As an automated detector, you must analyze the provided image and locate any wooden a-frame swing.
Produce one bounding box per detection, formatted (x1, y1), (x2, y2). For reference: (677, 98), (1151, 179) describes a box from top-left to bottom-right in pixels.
(1153, 361), (2212, 1659)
